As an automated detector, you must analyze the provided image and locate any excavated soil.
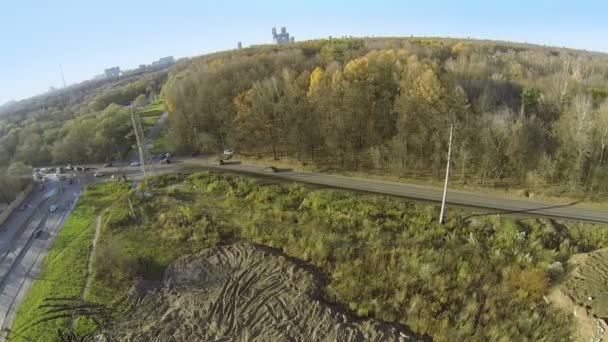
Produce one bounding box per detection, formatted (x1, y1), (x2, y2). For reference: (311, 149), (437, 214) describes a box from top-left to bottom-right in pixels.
(549, 249), (608, 342)
(110, 242), (424, 341)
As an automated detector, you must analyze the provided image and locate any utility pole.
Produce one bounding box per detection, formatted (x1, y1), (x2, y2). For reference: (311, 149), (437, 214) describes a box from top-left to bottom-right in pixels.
(219, 130), (225, 152)
(59, 64), (67, 88)
(130, 103), (147, 185)
(439, 124), (454, 224)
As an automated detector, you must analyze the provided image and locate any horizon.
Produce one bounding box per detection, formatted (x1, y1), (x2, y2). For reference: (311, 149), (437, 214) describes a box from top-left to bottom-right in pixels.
(2, 0), (608, 104)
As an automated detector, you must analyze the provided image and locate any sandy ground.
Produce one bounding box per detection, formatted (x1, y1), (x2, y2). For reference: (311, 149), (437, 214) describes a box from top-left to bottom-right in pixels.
(110, 242), (425, 341)
(549, 249), (608, 342)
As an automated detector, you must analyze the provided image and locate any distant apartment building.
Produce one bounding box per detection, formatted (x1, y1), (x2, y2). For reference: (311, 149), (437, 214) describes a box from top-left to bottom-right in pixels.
(272, 27), (295, 45)
(152, 56), (175, 67)
(104, 67), (120, 79)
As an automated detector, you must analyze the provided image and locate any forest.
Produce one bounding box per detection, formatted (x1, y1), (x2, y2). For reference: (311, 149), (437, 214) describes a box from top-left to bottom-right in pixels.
(0, 71), (168, 169)
(163, 38), (608, 196)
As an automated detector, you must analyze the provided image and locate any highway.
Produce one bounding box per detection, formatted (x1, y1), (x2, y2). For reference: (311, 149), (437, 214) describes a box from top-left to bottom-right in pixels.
(0, 177), (81, 338)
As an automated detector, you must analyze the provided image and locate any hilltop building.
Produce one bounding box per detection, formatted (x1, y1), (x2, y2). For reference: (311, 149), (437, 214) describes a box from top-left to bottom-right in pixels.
(272, 27), (294, 45)
(152, 56), (175, 67)
(104, 67), (120, 79)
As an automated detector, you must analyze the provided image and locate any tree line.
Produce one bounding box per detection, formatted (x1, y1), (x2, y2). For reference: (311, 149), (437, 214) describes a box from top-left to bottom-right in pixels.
(164, 38), (608, 195)
(0, 72), (167, 169)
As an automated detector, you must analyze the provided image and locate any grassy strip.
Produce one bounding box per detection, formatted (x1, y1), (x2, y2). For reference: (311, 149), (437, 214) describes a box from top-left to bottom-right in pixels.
(9, 182), (130, 341)
(138, 102), (164, 118)
(149, 129), (167, 155)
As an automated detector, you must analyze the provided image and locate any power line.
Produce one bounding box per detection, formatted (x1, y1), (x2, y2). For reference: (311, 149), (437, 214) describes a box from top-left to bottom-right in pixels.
(59, 64), (67, 89)
(130, 103), (147, 185)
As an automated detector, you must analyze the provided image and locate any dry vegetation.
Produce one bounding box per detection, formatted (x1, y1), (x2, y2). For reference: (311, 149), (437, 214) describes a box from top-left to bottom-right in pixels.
(41, 171), (607, 341)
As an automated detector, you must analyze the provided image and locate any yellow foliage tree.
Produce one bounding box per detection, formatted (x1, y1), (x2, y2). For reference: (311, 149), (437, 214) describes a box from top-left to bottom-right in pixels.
(307, 67), (324, 97)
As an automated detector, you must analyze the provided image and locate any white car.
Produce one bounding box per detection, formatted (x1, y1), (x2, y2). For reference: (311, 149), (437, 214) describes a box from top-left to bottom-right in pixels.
(93, 172), (104, 177)
(223, 149), (234, 155)
(130, 161), (141, 167)
(50, 204), (58, 212)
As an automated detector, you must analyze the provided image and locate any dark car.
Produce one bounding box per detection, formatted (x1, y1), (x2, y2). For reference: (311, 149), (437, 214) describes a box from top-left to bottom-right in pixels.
(213, 159), (224, 166)
(104, 162), (113, 167)
(34, 229), (43, 238)
(160, 158), (171, 165)
(264, 166), (278, 173)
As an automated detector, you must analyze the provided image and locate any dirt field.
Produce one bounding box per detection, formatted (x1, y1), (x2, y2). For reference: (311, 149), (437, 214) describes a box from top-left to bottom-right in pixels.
(110, 242), (425, 341)
(549, 248), (608, 342)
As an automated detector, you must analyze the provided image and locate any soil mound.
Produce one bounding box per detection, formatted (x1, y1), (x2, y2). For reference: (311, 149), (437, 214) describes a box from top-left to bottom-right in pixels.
(549, 248), (608, 342)
(110, 242), (425, 341)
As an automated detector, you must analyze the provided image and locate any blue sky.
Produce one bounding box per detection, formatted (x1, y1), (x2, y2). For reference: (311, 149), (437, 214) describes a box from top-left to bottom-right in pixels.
(1, 0), (607, 104)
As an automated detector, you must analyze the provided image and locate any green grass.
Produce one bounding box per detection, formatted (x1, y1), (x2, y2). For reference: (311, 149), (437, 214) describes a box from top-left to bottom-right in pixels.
(149, 128), (167, 154)
(137, 102), (165, 118)
(9, 182), (130, 341)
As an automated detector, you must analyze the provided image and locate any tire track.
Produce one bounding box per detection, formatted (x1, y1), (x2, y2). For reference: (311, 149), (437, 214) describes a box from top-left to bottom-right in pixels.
(111, 242), (426, 341)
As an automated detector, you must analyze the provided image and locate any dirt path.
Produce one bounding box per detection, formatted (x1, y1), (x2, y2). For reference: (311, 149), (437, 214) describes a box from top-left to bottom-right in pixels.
(111, 242), (425, 341)
(82, 214), (102, 300)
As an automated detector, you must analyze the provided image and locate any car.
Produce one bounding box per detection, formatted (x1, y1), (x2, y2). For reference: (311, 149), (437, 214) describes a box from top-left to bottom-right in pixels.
(264, 166), (278, 173)
(160, 158), (171, 165)
(223, 149), (234, 155)
(158, 153), (166, 159)
(75, 166), (83, 171)
(50, 204), (58, 212)
(130, 161), (141, 167)
(66, 164), (73, 171)
(39, 184), (45, 191)
(60, 175), (67, 180)
(93, 172), (104, 177)
(103, 162), (113, 167)
(42, 176), (49, 182)
(57, 167), (64, 173)
(34, 230), (43, 238)
(213, 159), (224, 166)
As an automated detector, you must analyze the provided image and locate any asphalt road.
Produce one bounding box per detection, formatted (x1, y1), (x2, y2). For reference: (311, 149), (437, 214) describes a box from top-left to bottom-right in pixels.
(93, 156), (608, 223)
(0, 178), (81, 338)
(0, 184), (52, 257)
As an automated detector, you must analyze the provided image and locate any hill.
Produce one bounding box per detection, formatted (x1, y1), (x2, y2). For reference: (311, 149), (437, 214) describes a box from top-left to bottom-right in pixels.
(160, 37), (608, 199)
